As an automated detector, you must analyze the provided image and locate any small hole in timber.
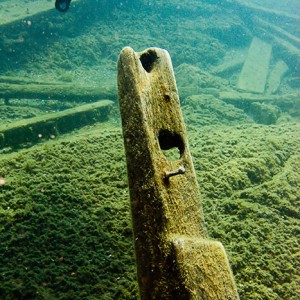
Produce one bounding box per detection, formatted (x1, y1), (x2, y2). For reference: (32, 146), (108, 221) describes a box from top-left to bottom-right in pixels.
(158, 129), (184, 161)
(139, 50), (158, 73)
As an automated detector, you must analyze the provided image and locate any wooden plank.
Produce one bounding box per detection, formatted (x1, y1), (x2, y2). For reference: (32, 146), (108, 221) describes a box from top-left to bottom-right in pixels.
(272, 35), (300, 57)
(254, 17), (300, 48)
(0, 82), (116, 102)
(234, 0), (300, 21)
(219, 90), (299, 104)
(0, 0), (80, 27)
(266, 60), (289, 95)
(251, 27), (300, 72)
(0, 100), (113, 149)
(237, 37), (272, 94)
(212, 52), (245, 77)
(0, 76), (62, 85)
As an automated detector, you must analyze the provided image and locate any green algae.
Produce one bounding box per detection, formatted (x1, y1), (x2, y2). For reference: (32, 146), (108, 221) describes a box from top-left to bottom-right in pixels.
(0, 0), (299, 299)
(0, 127), (138, 299)
(182, 94), (253, 126)
(0, 120), (299, 299)
(188, 122), (300, 300)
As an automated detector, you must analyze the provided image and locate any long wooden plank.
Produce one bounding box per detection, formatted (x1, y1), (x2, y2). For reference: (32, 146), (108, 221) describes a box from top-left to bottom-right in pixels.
(254, 17), (300, 48)
(234, 0), (300, 21)
(212, 52), (245, 76)
(237, 37), (272, 94)
(0, 100), (113, 149)
(266, 60), (289, 95)
(219, 91), (299, 104)
(0, 82), (116, 102)
(0, 76), (63, 85)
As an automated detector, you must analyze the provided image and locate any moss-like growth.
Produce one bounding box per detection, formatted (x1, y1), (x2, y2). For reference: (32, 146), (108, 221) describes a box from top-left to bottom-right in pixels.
(0, 128), (138, 299)
(183, 94), (252, 126)
(0, 121), (299, 299)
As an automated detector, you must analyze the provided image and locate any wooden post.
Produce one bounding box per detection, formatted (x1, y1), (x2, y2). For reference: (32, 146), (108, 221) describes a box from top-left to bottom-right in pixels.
(118, 47), (239, 300)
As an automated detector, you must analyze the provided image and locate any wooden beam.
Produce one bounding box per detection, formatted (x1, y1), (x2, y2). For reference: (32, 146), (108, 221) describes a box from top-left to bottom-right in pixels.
(0, 76), (63, 86)
(266, 60), (289, 95)
(219, 90), (299, 104)
(0, 82), (116, 102)
(253, 17), (300, 48)
(118, 46), (239, 300)
(0, 100), (113, 149)
(233, 0), (300, 21)
(237, 37), (272, 94)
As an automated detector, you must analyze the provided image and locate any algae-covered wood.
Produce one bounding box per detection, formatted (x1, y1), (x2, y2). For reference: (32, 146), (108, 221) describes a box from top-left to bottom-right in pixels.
(172, 237), (239, 300)
(219, 90), (300, 104)
(254, 17), (300, 48)
(118, 47), (239, 300)
(0, 82), (115, 102)
(234, 0), (300, 20)
(266, 60), (289, 95)
(237, 37), (272, 94)
(0, 100), (113, 149)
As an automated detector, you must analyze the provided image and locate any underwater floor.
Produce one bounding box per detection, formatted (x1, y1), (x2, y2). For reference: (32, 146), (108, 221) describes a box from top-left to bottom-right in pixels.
(0, 118), (299, 299)
(0, 0), (299, 299)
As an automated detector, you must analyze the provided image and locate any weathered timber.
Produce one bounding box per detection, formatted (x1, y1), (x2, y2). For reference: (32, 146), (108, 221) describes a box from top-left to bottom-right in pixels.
(233, 0), (300, 21)
(118, 47), (239, 300)
(0, 100), (113, 149)
(266, 60), (289, 95)
(272, 35), (300, 58)
(252, 25), (300, 71)
(219, 91), (300, 103)
(0, 82), (116, 102)
(237, 37), (272, 94)
(254, 17), (300, 48)
(0, 76), (63, 86)
(219, 91), (300, 113)
(253, 18), (300, 73)
(212, 57), (244, 77)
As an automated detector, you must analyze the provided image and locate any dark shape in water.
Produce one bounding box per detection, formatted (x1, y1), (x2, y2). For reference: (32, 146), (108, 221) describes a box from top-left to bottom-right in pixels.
(55, 0), (72, 12)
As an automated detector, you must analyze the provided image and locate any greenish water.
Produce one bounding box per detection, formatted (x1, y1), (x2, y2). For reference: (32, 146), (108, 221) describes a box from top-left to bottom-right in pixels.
(0, 0), (299, 299)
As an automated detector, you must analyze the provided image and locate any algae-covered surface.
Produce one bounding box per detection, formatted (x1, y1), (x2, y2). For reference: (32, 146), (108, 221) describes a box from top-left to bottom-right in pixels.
(0, 0), (299, 299)
(0, 124), (137, 299)
(0, 120), (299, 299)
